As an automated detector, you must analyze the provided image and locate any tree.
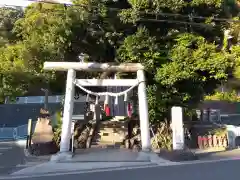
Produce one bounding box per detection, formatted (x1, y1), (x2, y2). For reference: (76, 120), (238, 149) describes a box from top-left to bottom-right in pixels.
(117, 0), (238, 122)
(0, 7), (23, 47)
(0, 0), (239, 124)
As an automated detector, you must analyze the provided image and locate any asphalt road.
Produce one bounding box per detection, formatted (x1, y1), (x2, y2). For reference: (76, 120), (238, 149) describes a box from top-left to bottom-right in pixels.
(7, 159), (240, 180)
(0, 142), (240, 179)
(0, 141), (26, 175)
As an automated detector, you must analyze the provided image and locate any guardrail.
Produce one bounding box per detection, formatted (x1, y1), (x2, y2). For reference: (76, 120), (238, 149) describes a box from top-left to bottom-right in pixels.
(0, 122), (36, 140)
(0, 127), (15, 140)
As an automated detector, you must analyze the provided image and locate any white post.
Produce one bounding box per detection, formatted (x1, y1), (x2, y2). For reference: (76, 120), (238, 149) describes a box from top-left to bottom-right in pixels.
(171, 106), (184, 150)
(137, 70), (151, 151)
(59, 69), (76, 153)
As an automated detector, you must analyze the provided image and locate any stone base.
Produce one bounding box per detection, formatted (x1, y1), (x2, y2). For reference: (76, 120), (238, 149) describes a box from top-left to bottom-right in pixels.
(158, 149), (199, 162)
(29, 141), (59, 156)
(50, 152), (73, 162)
(136, 151), (170, 164)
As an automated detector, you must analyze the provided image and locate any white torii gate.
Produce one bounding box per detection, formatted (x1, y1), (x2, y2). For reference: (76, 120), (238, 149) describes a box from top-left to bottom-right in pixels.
(43, 62), (151, 161)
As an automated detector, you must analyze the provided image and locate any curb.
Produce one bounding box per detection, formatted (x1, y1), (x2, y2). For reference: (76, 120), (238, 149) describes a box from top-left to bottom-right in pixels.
(11, 161), (159, 176)
(0, 157), (238, 179)
(191, 148), (226, 154)
(0, 164), (160, 179)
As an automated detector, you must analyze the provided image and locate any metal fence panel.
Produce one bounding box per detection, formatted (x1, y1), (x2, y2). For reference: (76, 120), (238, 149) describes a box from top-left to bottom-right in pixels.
(14, 122), (36, 140)
(0, 128), (14, 140)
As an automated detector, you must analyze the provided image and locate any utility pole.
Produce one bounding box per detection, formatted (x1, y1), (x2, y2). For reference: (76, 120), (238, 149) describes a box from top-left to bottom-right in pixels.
(41, 88), (49, 110)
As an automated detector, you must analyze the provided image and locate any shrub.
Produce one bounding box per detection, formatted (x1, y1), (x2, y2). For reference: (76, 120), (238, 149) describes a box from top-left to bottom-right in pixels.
(151, 120), (172, 150)
(205, 90), (240, 102)
(210, 127), (227, 137)
(52, 110), (62, 147)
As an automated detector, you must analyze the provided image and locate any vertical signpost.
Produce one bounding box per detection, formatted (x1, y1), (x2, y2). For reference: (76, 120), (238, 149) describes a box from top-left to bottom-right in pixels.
(171, 106), (184, 150)
(26, 119), (32, 149)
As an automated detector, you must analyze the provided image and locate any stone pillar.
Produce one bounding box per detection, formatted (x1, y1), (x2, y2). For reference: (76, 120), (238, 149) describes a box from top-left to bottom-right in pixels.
(59, 69), (76, 153)
(171, 106), (184, 150)
(51, 69), (76, 161)
(137, 70), (151, 151)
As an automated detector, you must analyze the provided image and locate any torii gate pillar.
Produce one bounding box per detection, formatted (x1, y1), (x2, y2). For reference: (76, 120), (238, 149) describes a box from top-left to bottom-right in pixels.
(137, 70), (151, 151)
(59, 69), (76, 153)
(51, 69), (76, 161)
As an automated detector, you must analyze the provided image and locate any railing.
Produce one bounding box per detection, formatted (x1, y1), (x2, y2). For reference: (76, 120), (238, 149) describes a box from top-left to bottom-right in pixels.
(13, 122), (37, 140)
(0, 122), (37, 140)
(0, 127), (15, 140)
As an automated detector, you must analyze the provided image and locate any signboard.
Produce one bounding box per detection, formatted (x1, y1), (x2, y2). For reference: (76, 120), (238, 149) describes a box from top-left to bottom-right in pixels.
(171, 106), (184, 150)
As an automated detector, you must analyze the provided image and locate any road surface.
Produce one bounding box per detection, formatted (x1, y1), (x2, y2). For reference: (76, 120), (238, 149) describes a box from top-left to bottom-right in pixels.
(0, 140), (52, 175)
(4, 158), (240, 180)
(0, 142), (240, 179)
(0, 141), (27, 175)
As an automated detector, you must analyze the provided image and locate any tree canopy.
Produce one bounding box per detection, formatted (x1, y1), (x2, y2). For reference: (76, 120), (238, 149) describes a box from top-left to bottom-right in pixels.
(0, 0), (240, 122)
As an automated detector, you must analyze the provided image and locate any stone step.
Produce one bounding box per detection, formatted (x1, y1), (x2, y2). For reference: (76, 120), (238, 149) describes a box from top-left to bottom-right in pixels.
(91, 141), (123, 145)
(90, 143), (123, 149)
(97, 128), (128, 134)
(91, 141), (124, 149)
(93, 136), (125, 143)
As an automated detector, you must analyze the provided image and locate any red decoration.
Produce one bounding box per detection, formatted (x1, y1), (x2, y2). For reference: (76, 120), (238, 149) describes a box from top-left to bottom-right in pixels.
(104, 104), (111, 116)
(198, 136), (204, 149)
(127, 102), (132, 117)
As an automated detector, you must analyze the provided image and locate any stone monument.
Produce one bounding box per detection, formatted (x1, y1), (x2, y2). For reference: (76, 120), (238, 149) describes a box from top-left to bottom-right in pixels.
(29, 108), (58, 156)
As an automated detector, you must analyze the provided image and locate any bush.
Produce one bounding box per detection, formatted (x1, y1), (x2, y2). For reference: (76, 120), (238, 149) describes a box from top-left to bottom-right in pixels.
(52, 111), (62, 147)
(151, 120), (172, 150)
(210, 127), (227, 137)
(205, 90), (240, 102)
(53, 127), (62, 148)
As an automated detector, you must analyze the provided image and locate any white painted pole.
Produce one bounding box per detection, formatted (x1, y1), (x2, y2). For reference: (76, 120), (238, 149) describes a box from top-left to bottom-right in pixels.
(137, 70), (151, 151)
(59, 69), (76, 153)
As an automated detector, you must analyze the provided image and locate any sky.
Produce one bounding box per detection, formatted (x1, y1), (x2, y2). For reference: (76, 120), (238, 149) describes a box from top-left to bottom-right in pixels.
(0, 0), (72, 7)
(0, 0), (32, 7)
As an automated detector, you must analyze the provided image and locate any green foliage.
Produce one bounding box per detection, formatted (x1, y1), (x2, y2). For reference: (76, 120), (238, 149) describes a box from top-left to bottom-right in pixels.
(117, 27), (162, 71)
(211, 127), (227, 137)
(0, 7), (23, 47)
(233, 46), (240, 78)
(0, 0), (240, 126)
(205, 90), (240, 102)
(52, 110), (62, 147)
(151, 120), (172, 150)
(51, 110), (62, 129)
(156, 34), (233, 86)
(53, 126), (62, 148)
